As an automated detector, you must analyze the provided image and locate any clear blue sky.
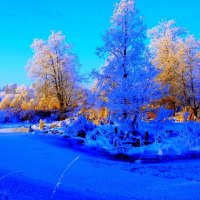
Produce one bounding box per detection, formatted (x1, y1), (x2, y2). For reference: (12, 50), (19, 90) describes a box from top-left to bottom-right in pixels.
(0, 0), (199, 87)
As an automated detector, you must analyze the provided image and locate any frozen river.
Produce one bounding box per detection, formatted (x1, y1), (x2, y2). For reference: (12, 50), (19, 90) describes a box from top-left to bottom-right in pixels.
(0, 128), (199, 199)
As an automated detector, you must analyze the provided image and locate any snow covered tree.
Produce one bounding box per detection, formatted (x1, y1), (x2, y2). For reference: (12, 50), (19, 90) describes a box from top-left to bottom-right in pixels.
(149, 20), (200, 119)
(183, 36), (200, 119)
(10, 85), (34, 111)
(27, 31), (81, 112)
(148, 20), (186, 110)
(3, 84), (18, 95)
(0, 94), (12, 110)
(94, 0), (158, 128)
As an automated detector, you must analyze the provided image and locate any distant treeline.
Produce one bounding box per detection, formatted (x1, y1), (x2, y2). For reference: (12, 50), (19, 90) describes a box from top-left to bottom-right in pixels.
(1, 0), (200, 125)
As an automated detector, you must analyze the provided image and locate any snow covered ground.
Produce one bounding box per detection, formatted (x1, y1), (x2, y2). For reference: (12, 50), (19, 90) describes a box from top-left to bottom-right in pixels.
(0, 128), (200, 199)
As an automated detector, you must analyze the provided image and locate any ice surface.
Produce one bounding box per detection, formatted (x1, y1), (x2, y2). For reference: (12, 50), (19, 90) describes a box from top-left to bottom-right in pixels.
(0, 130), (199, 199)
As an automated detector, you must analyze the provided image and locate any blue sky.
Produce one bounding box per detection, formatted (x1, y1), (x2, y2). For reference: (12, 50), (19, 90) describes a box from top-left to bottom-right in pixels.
(0, 0), (199, 87)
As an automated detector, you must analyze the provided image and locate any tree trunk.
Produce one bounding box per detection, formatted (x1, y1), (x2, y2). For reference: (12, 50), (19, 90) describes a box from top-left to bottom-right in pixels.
(188, 107), (198, 121)
(57, 93), (65, 113)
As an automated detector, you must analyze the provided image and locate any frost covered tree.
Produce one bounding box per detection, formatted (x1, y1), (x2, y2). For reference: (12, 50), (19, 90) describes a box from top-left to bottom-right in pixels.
(149, 20), (200, 119)
(10, 85), (34, 111)
(3, 84), (18, 94)
(183, 36), (200, 119)
(0, 85), (34, 111)
(0, 94), (12, 110)
(27, 31), (81, 112)
(148, 21), (187, 113)
(94, 0), (157, 128)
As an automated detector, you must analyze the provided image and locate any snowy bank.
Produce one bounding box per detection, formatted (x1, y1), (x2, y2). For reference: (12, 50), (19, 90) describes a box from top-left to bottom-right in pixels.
(32, 117), (200, 163)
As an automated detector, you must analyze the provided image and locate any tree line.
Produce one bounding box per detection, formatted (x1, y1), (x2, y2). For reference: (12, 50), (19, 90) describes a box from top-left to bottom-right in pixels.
(0, 0), (200, 125)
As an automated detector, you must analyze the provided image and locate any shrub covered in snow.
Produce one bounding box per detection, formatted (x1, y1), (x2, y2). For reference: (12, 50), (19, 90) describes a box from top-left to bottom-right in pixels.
(84, 122), (142, 154)
(64, 115), (96, 138)
(154, 107), (174, 123)
(0, 109), (60, 124)
(85, 121), (200, 157)
(18, 110), (36, 122)
(153, 122), (200, 155)
(32, 115), (200, 160)
(0, 110), (19, 123)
